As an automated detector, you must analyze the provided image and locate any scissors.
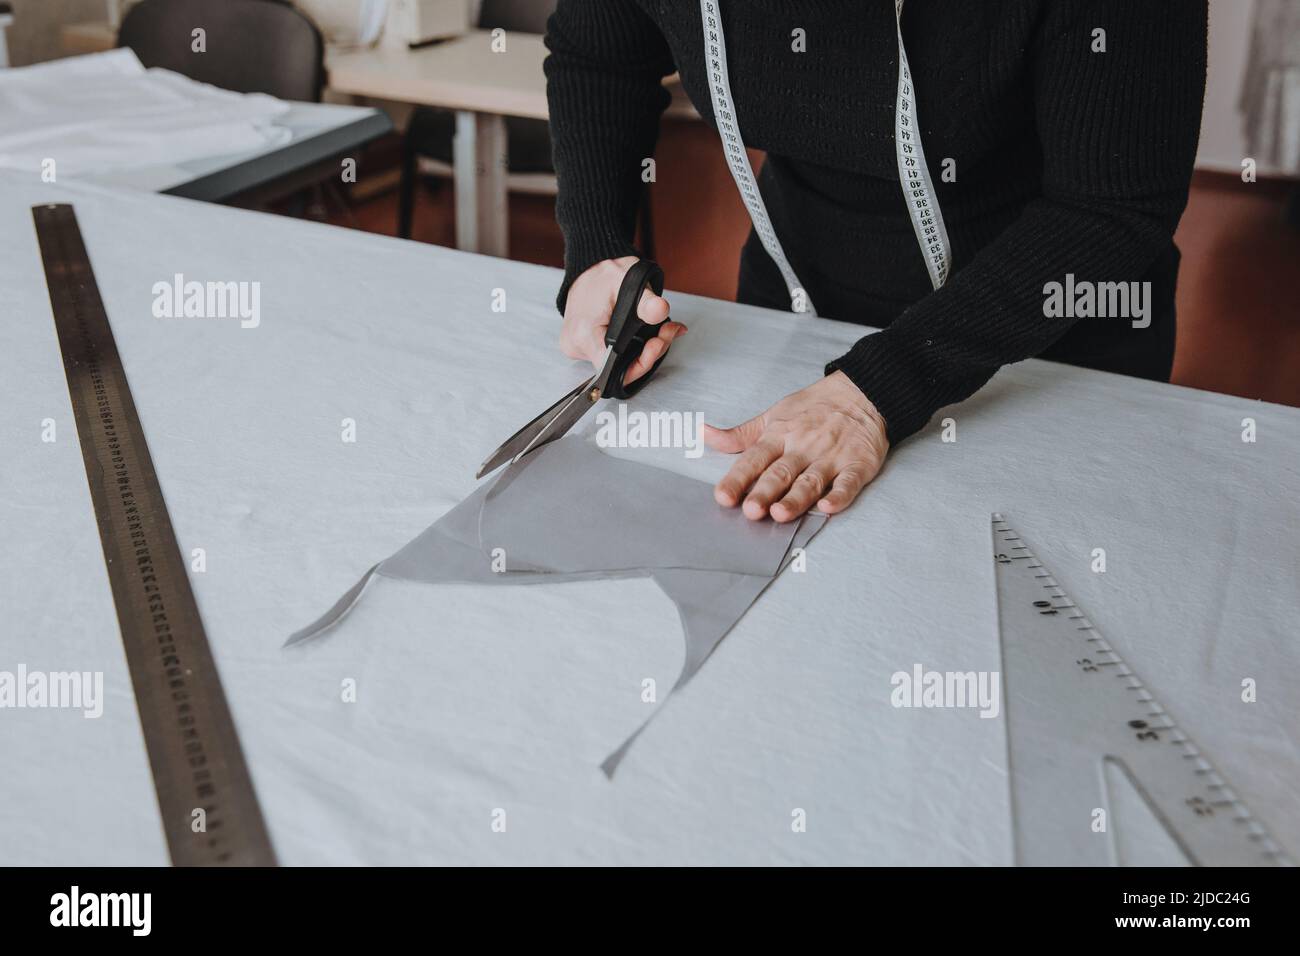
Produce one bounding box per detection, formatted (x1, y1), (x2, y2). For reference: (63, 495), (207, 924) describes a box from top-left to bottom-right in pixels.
(476, 259), (668, 479)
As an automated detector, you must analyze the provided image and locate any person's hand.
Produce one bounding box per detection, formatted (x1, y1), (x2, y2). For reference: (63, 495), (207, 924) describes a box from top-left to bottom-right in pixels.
(704, 371), (889, 522)
(560, 256), (688, 385)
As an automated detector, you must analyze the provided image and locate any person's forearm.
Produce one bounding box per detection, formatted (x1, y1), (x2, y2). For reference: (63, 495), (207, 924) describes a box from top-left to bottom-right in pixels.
(828, 191), (1191, 443)
(830, 0), (1208, 444)
(544, 0), (674, 312)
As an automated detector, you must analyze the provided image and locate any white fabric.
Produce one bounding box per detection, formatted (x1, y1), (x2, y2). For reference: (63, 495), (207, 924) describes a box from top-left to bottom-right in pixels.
(1241, 0), (1300, 172)
(71, 101), (382, 195)
(295, 0), (390, 48)
(2, 172), (1299, 865)
(0, 49), (291, 177)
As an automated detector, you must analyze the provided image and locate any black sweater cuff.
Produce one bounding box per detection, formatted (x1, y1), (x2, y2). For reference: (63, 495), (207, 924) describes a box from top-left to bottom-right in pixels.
(826, 330), (943, 446)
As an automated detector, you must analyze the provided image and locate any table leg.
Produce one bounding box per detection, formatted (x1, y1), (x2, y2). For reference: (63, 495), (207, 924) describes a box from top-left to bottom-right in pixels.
(453, 110), (509, 257)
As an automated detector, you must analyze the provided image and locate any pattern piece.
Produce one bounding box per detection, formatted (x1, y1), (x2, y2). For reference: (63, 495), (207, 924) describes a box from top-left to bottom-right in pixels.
(287, 437), (825, 774)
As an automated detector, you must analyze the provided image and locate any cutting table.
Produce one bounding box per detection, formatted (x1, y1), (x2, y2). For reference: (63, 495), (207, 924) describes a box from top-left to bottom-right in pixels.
(2, 171), (1298, 865)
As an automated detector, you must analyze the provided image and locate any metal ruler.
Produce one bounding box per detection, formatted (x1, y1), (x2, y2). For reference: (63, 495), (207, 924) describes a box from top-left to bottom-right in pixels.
(993, 513), (1292, 866)
(33, 203), (276, 866)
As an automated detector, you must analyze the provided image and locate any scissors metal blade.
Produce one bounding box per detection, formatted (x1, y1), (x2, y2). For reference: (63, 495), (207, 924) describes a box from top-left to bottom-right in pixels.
(475, 352), (618, 479)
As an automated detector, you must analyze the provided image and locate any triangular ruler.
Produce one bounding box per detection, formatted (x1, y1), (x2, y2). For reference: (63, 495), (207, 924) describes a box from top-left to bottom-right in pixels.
(993, 514), (1291, 866)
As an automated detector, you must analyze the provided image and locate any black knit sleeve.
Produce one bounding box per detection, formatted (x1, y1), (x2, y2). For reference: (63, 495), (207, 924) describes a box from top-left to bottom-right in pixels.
(827, 0), (1208, 444)
(544, 0), (675, 313)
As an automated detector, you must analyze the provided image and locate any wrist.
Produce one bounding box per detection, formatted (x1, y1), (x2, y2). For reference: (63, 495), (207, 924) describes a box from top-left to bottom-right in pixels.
(826, 369), (887, 428)
(557, 241), (641, 315)
(572, 256), (638, 294)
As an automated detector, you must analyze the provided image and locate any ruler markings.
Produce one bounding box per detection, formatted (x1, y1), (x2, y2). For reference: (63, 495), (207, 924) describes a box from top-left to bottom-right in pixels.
(33, 204), (275, 866)
(992, 512), (1291, 866)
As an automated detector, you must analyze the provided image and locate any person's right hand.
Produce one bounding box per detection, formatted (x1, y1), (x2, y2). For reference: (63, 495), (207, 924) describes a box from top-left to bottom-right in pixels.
(560, 256), (687, 387)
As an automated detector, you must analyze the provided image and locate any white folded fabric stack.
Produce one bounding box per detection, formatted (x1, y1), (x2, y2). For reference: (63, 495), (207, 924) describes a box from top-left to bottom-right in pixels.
(0, 48), (292, 177)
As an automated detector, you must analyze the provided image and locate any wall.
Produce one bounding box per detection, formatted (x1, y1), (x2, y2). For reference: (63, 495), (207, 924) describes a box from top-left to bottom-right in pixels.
(2, 0), (1285, 178)
(1199, 0), (1263, 174)
(2, 1), (484, 65)
(4, 0), (106, 67)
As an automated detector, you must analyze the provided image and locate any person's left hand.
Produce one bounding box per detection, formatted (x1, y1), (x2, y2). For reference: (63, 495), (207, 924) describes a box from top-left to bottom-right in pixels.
(703, 371), (889, 522)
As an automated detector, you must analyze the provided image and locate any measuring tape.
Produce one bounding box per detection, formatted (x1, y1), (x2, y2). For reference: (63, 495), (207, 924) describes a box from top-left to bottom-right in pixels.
(34, 203), (276, 866)
(993, 514), (1292, 866)
(698, 0), (952, 315)
(891, 0), (950, 290)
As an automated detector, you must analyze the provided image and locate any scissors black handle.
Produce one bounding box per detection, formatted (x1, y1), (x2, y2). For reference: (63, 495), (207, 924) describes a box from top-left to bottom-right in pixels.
(603, 259), (666, 401)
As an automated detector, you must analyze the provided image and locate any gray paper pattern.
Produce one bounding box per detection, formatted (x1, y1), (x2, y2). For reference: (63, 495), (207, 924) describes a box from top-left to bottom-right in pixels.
(287, 437), (825, 774)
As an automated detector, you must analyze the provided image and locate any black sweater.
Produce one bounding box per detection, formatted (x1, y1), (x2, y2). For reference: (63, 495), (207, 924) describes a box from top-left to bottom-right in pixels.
(544, 0), (1208, 443)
